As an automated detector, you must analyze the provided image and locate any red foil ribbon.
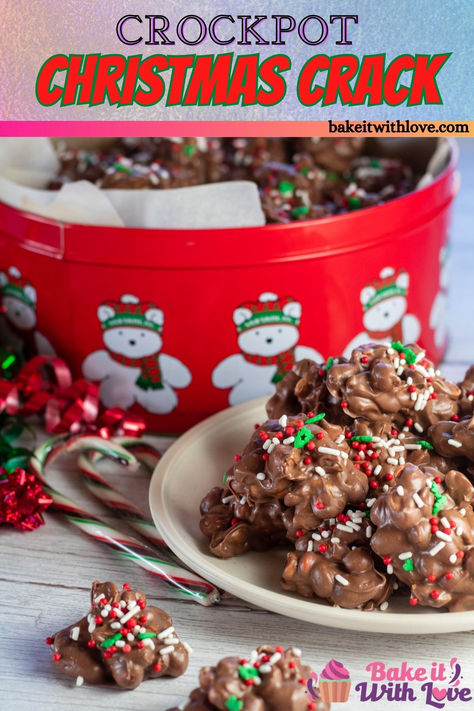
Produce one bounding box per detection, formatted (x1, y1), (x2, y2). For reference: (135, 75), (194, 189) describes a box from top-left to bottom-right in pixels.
(0, 468), (53, 531)
(0, 356), (145, 436)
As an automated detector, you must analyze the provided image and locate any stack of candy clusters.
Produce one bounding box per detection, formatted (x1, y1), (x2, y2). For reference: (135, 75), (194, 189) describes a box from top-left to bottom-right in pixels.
(200, 343), (474, 612)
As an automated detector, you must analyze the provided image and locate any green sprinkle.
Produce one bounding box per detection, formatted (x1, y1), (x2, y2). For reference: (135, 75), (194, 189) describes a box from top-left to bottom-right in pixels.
(279, 180), (294, 196)
(225, 696), (243, 711)
(417, 440), (434, 451)
(432, 497), (447, 516)
(291, 205), (309, 217)
(325, 357), (334, 371)
(430, 482), (444, 500)
(100, 633), (121, 648)
(300, 166), (309, 175)
(306, 413), (326, 424)
(238, 665), (260, 680)
(114, 162), (132, 174)
(294, 426), (314, 449)
(348, 196), (361, 209)
(391, 341), (417, 364)
(402, 558), (414, 572)
(370, 158), (381, 168)
(325, 171), (339, 181)
(184, 144), (195, 157)
(1, 355), (15, 370)
(351, 435), (373, 443)
(222, 471), (227, 484)
(137, 632), (157, 640)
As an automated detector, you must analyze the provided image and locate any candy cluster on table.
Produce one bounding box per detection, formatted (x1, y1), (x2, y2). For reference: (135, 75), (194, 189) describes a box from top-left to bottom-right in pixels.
(46, 581), (190, 690)
(166, 645), (331, 711)
(48, 137), (418, 224)
(200, 342), (474, 612)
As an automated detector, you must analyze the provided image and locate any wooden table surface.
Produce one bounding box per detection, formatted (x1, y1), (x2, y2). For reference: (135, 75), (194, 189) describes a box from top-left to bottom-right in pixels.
(1, 141), (474, 710)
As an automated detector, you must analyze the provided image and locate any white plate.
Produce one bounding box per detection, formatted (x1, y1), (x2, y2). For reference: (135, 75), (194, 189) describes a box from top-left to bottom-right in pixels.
(149, 397), (474, 634)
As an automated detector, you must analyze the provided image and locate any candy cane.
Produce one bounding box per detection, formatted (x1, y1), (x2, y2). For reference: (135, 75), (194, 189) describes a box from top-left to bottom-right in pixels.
(29, 434), (219, 606)
(76, 438), (183, 563)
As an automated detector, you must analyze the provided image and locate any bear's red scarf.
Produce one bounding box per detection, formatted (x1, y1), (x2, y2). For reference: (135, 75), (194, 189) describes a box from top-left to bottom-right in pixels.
(366, 320), (403, 342)
(243, 347), (295, 383)
(107, 350), (164, 390)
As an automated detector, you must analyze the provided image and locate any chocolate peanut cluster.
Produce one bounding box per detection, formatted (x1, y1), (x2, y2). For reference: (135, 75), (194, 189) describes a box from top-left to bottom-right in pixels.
(49, 137), (418, 224)
(167, 645), (330, 711)
(46, 580), (189, 689)
(201, 342), (474, 612)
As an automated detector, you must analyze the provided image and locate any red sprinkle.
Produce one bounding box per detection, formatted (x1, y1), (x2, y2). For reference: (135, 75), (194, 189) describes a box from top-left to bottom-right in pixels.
(285, 426), (295, 436)
(445, 572), (454, 580)
(409, 597), (418, 606)
(307, 412), (314, 418)
(319, 544), (327, 553)
(406, 419), (413, 427)
(434, 477), (442, 484)
(123, 644), (132, 653)
(431, 526), (439, 534)
(126, 618), (137, 629)
(386, 473), (394, 481)
(318, 369), (325, 377)
(52, 653), (61, 662)
(316, 501), (324, 510)
(234, 454), (241, 461)
(296, 419), (304, 429)
(452, 414), (459, 421)
(289, 660), (296, 668)
(109, 610), (117, 619)
(111, 602), (119, 609)
(260, 432), (269, 441)
(457, 551), (464, 559)
(304, 457), (312, 465)
(120, 628), (128, 636)
(430, 517), (439, 525)
(153, 663), (162, 672)
(262, 453), (269, 461)
(341, 400), (348, 408)
(109, 645), (117, 655)
(428, 574), (436, 582)
(450, 520), (456, 528)
(431, 590), (440, 599)
(371, 452), (379, 460)
(391, 429), (398, 436)
(383, 557), (392, 565)
(104, 651), (112, 659)
(296, 530), (304, 538)
(316, 433), (324, 440)
(431, 392), (438, 399)
(95, 616), (103, 625)
(244, 679), (253, 686)
(87, 640), (96, 648)
(45, 637), (53, 645)
(139, 615), (147, 623)
(361, 356), (369, 364)
(122, 583), (131, 590)
(345, 431), (352, 438)
(231, 518), (238, 526)
(369, 480), (379, 489)
(137, 641), (145, 649)
(307, 441), (316, 450)
(354, 463), (361, 469)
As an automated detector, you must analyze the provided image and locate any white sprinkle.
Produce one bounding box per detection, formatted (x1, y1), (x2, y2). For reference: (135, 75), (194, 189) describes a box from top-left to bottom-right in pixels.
(426, 479), (433, 487)
(119, 600), (127, 608)
(393, 582), (399, 590)
(387, 457), (398, 465)
(256, 472), (266, 481)
(70, 626), (80, 641)
(414, 423), (424, 433)
(441, 517), (450, 529)
(87, 614), (92, 622)
(448, 439), (462, 448)
(144, 638), (155, 649)
(436, 531), (452, 542)
(312, 533), (321, 541)
(413, 493), (424, 508)
(394, 357), (400, 369)
(392, 445), (405, 453)
(259, 664), (272, 674)
(292, 647), (302, 656)
(396, 486), (405, 496)
(456, 527), (463, 536)
(116, 640), (125, 648)
(263, 439), (271, 450)
(407, 376), (413, 385)
(383, 484), (389, 492)
(250, 650), (259, 663)
(366, 498), (376, 508)
(120, 605), (140, 625)
(337, 524), (353, 533)
(279, 415), (288, 428)
(315, 466), (326, 476)
(115, 609), (124, 618)
(399, 367), (406, 377)
(127, 600), (137, 610)
(76, 676), (84, 687)
(165, 637), (180, 645)
(346, 521), (361, 531)
(159, 645), (175, 656)
(460, 508), (466, 516)
(101, 608), (109, 617)
(221, 495), (234, 504)
(387, 348), (395, 354)
(405, 444), (422, 450)
(87, 620), (96, 634)
(335, 434), (345, 444)
(183, 641), (193, 654)
(411, 391), (418, 402)
(307, 540), (314, 552)
(267, 443), (276, 454)
(340, 451), (349, 460)
(283, 436), (295, 445)
(414, 393), (425, 410)
(110, 622), (121, 629)
(272, 437), (280, 445)
(430, 541), (446, 556)
(253, 676), (262, 686)
(335, 574), (349, 586)
(240, 496), (246, 505)
(380, 601), (389, 611)
(374, 464), (382, 476)
(321, 530), (330, 538)
(158, 626), (175, 640)
(269, 653), (281, 664)
(318, 446), (342, 457)
(126, 633), (135, 642)
(449, 554), (457, 564)
(366, 526), (373, 538)
(332, 537), (341, 543)
(399, 432), (406, 439)
(399, 457), (406, 465)
(133, 627), (141, 636)
(399, 551), (412, 560)
(387, 564), (394, 574)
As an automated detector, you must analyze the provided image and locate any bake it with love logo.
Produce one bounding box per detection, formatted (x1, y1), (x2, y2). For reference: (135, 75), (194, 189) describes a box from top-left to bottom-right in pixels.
(307, 658), (472, 708)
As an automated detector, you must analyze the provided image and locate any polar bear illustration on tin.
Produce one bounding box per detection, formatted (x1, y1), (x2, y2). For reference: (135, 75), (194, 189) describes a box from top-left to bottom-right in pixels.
(0, 266), (56, 357)
(82, 294), (191, 414)
(343, 267), (421, 358)
(430, 246), (450, 348)
(212, 292), (323, 406)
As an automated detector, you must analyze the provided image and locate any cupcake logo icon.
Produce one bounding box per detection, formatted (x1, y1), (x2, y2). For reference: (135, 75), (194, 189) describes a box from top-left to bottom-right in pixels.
(307, 659), (351, 703)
